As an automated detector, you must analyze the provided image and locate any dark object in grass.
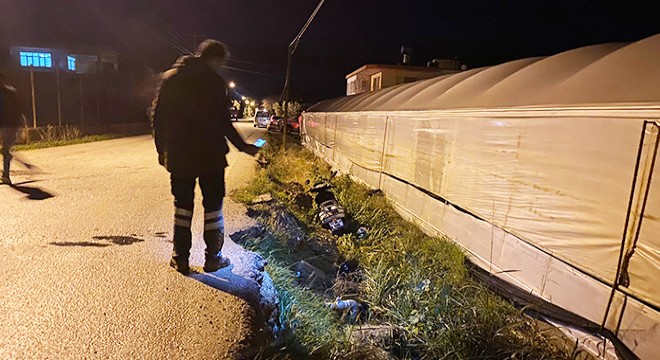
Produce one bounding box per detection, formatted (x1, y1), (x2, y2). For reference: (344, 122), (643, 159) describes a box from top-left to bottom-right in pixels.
(294, 260), (328, 289)
(339, 259), (359, 275)
(366, 189), (383, 197)
(351, 325), (401, 348)
(293, 192), (313, 209)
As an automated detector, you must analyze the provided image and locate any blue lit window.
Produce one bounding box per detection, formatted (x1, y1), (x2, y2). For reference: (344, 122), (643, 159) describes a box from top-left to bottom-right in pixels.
(67, 56), (76, 71)
(19, 52), (53, 68)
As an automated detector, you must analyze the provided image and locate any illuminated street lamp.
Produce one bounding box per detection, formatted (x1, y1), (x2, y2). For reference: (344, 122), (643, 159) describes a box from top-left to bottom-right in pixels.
(229, 81), (236, 89)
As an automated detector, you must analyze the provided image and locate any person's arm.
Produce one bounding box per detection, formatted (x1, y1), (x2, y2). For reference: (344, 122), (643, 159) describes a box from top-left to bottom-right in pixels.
(225, 121), (259, 155)
(150, 78), (169, 161)
(7, 88), (26, 128)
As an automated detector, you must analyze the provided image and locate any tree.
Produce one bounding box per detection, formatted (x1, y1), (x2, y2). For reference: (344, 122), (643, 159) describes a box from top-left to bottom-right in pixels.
(273, 100), (303, 118)
(243, 104), (255, 118)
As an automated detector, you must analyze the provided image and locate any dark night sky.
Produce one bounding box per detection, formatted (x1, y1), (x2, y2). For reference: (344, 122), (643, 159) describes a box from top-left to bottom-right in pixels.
(1, 0), (659, 102)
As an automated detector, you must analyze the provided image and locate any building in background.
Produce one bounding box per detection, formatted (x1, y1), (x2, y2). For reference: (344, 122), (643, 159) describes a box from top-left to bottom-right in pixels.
(346, 58), (465, 96)
(346, 59), (466, 95)
(10, 45), (119, 75)
(0, 43), (150, 128)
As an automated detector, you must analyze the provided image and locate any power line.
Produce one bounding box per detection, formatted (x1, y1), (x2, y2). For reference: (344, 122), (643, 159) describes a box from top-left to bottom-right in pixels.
(290, 0), (326, 54)
(225, 65), (276, 78)
(162, 22), (194, 54)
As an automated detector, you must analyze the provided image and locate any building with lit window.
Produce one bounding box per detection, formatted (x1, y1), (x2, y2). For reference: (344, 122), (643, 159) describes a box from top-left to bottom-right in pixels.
(0, 43), (146, 128)
(9, 45), (118, 74)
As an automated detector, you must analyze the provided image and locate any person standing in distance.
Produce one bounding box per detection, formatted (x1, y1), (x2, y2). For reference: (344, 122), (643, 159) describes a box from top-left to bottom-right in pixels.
(151, 40), (260, 274)
(0, 70), (26, 185)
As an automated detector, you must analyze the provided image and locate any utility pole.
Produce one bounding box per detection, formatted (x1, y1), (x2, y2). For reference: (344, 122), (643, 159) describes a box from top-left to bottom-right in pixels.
(282, 0), (326, 150)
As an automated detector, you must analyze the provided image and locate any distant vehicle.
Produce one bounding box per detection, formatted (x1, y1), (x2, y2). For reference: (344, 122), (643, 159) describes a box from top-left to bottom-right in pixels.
(254, 109), (270, 128)
(267, 115), (300, 135)
(229, 106), (240, 121)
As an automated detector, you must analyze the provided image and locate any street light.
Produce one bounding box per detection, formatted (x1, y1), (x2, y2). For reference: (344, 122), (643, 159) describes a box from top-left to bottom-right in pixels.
(281, 0), (326, 149)
(229, 81), (236, 89)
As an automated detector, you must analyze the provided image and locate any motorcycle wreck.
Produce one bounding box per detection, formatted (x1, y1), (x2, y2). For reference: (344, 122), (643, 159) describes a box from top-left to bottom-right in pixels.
(309, 181), (346, 236)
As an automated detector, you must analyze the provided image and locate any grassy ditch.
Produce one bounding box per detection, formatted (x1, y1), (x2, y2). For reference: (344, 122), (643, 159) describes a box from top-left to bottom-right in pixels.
(14, 134), (123, 151)
(233, 136), (587, 360)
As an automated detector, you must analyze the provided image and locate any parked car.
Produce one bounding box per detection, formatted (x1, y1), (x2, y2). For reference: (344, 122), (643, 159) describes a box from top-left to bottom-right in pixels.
(267, 115), (301, 135)
(253, 109), (270, 128)
(267, 115), (283, 132)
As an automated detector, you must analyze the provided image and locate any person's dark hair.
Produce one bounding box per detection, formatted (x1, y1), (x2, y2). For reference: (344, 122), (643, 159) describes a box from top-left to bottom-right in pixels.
(196, 40), (230, 60)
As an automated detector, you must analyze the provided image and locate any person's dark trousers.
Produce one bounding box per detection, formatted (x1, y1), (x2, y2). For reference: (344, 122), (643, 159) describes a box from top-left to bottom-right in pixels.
(1, 127), (16, 178)
(170, 169), (226, 265)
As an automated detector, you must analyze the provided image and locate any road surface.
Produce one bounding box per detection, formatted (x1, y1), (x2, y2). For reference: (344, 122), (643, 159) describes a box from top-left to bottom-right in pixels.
(0, 122), (267, 359)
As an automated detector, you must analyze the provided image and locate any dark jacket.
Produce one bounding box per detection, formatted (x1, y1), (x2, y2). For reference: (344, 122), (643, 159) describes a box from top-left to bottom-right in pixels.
(0, 84), (24, 128)
(150, 56), (249, 176)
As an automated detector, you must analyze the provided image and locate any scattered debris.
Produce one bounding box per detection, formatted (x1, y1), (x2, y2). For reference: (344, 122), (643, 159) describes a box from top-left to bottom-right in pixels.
(356, 226), (369, 239)
(256, 156), (269, 168)
(326, 297), (363, 320)
(252, 193), (273, 204)
(294, 260), (327, 287)
(415, 279), (431, 293)
(230, 225), (267, 244)
(351, 325), (401, 347)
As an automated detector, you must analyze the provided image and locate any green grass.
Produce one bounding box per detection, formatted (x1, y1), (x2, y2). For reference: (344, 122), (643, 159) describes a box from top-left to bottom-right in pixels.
(233, 135), (583, 359)
(14, 134), (124, 151)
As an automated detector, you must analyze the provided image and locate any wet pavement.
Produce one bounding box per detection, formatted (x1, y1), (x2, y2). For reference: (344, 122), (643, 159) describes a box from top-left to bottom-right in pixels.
(0, 123), (269, 359)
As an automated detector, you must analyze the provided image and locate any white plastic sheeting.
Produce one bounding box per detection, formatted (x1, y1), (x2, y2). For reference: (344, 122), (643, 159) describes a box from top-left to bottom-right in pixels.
(304, 35), (660, 359)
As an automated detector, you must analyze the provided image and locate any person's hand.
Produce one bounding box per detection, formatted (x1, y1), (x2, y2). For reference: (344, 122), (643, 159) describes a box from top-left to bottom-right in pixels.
(243, 144), (260, 156)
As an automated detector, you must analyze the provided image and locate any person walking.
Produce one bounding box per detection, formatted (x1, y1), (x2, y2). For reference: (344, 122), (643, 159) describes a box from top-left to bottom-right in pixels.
(0, 71), (26, 185)
(150, 40), (259, 274)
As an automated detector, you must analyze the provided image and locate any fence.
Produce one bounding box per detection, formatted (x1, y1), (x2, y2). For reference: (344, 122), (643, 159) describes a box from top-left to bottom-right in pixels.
(3, 67), (155, 128)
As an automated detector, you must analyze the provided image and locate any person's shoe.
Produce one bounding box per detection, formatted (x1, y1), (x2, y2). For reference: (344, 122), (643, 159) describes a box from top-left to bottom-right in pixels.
(169, 257), (190, 275)
(203, 255), (231, 272)
(0, 176), (11, 185)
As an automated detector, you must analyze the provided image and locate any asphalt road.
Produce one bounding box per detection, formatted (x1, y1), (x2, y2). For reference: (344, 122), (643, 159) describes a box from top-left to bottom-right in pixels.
(0, 122), (268, 359)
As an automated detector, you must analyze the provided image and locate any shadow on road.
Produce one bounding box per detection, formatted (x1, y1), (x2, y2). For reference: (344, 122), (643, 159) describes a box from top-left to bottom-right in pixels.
(93, 235), (145, 245)
(49, 236), (145, 248)
(5, 181), (55, 200)
(50, 241), (111, 248)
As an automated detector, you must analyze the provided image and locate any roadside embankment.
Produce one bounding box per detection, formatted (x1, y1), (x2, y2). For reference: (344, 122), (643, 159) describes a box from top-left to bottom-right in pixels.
(14, 122), (150, 149)
(232, 135), (591, 359)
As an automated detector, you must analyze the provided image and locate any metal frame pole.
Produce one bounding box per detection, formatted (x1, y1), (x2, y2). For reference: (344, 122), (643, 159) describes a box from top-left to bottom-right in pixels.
(79, 74), (84, 126)
(56, 66), (62, 126)
(29, 69), (37, 128)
